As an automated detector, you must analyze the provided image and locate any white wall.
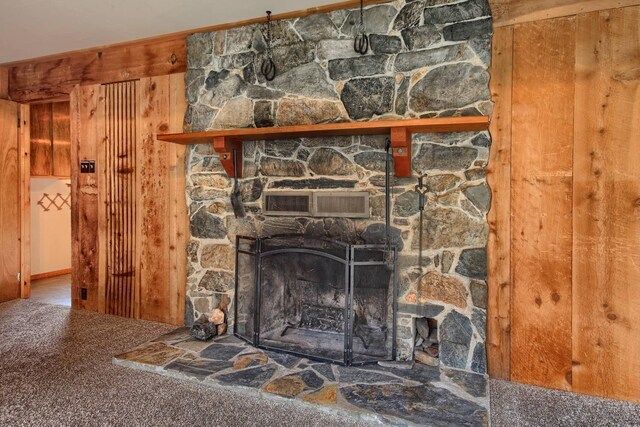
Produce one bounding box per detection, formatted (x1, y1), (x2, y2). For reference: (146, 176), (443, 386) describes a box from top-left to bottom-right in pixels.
(30, 178), (71, 275)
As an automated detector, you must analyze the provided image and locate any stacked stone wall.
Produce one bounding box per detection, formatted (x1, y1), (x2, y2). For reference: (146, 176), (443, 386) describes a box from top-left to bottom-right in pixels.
(184, 0), (492, 374)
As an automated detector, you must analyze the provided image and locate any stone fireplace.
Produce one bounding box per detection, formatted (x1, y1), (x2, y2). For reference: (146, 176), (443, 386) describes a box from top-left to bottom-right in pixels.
(183, 0), (492, 375)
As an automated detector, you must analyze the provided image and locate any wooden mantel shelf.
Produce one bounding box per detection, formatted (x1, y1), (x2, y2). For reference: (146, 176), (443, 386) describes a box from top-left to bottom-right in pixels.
(157, 116), (490, 178)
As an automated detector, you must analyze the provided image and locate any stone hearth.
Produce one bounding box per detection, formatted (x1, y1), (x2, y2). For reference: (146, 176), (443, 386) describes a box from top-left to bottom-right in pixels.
(115, 327), (488, 426)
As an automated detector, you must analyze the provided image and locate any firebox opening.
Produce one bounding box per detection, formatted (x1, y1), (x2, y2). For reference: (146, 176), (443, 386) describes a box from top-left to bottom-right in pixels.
(414, 317), (439, 367)
(234, 235), (397, 366)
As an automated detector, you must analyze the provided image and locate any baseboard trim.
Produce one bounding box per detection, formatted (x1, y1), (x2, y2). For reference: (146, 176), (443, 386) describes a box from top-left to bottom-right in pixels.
(31, 268), (72, 281)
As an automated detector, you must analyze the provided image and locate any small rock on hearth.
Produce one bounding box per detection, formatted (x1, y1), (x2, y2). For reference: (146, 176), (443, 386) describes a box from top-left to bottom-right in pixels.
(190, 320), (217, 341)
(415, 350), (439, 367)
(210, 308), (225, 325)
(416, 317), (430, 341)
(217, 323), (228, 336)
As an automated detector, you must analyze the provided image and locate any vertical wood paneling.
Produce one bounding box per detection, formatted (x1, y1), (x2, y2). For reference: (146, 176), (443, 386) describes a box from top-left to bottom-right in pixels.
(573, 7), (640, 403)
(138, 75), (172, 323)
(19, 104), (31, 298)
(0, 100), (20, 302)
(511, 17), (575, 390)
(169, 73), (187, 325)
(29, 103), (52, 176)
(52, 101), (71, 177)
(487, 25), (513, 380)
(104, 81), (137, 318)
(70, 85), (100, 311)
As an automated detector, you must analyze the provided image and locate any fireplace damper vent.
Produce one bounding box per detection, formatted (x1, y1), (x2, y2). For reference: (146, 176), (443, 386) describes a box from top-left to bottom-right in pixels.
(234, 234), (397, 366)
(263, 191), (369, 218)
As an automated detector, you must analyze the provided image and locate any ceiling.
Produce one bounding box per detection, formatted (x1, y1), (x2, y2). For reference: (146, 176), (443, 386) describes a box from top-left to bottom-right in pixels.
(0, 0), (335, 64)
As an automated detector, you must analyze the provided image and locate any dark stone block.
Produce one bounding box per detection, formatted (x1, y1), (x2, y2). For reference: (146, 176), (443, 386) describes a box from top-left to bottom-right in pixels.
(328, 55), (388, 81)
(165, 358), (233, 380)
(469, 36), (492, 67)
(308, 148), (356, 176)
(259, 157), (306, 177)
(254, 101), (274, 128)
(424, 0), (491, 25)
(362, 223), (404, 251)
(465, 168), (485, 181)
(205, 69), (230, 91)
(269, 178), (357, 190)
(198, 270), (234, 293)
(395, 43), (472, 72)
(184, 105), (215, 133)
(264, 140), (299, 158)
(413, 143), (478, 171)
(190, 208), (227, 239)
(239, 178), (265, 203)
(295, 13), (339, 42)
(336, 366), (403, 384)
(200, 343), (246, 361)
(471, 342), (487, 374)
(440, 310), (473, 369)
(341, 77), (395, 120)
(187, 33), (213, 68)
(340, 383), (487, 426)
(393, 191), (419, 217)
(256, 42), (315, 83)
(354, 151), (388, 172)
(185, 69), (204, 104)
(299, 369), (325, 388)
(463, 183), (491, 213)
(263, 350), (301, 369)
(410, 63), (490, 111)
(456, 248), (487, 280)
(216, 364), (277, 388)
(397, 303), (445, 318)
(395, 77), (409, 116)
(471, 133), (491, 147)
(471, 308), (486, 340)
(246, 85), (284, 100)
(401, 25), (441, 50)
(312, 363), (336, 381)
(443, 17), (493, 41)
(393, 1), (425, 30)
(442, 367), (488, 397)
(470, 280), (487, 309)
(369, 35), (403, 54)
(184, 298), (195, 326)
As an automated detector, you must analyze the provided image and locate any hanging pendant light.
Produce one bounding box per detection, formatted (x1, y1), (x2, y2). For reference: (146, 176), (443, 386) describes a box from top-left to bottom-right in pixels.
(354, 0), (369, 55)
(260, 11), (277, 81)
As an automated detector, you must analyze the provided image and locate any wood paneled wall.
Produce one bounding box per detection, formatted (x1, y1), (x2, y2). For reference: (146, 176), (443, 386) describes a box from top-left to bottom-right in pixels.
(70, 74), (187, 325)
(488, 5), (640, 402)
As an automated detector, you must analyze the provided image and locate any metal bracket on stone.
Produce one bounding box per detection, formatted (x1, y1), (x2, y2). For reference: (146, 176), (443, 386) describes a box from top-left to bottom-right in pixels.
(213, 136), (243, 178)
(390, 127), (412, 177)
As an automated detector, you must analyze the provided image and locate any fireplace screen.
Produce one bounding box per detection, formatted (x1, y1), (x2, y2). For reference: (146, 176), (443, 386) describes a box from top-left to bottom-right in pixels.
(234, 235), (397, 366)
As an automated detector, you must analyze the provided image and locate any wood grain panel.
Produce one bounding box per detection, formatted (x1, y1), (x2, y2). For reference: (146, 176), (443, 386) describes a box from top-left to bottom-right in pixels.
(52, 101), (71, 177)
(70, 85), (101, 311)
(492, 0), (640, 27)
(138, 75), (172, 323)
(487, 25), (513, 380)
(9, 38), (185, 103)
(0, 67), (8, 99)
(29, 103), (52, 176)
(168, 73), (187, 326)
(511, 17), (575, 390)
(19, 104), (31, 298)
(104, 81), (137, 318)
(573, 7), (640, 403)
(0, 100), (20, 302)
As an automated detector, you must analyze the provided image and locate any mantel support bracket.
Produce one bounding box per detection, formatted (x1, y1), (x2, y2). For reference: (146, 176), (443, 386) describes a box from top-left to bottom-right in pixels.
(213, 136), (243, 178)
(390, 127), (412, 177)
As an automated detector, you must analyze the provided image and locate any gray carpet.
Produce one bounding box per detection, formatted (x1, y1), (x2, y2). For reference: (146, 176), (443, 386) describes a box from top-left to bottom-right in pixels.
(490, 379), (640, 427)
(0, 300), (376, 427)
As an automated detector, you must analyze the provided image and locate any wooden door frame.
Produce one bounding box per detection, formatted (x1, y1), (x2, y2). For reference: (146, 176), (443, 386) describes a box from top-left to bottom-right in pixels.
(18, 103), (30, 298)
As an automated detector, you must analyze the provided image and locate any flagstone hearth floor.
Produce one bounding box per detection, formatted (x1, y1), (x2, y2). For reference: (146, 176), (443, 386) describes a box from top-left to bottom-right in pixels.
(114, 328), (488, 426)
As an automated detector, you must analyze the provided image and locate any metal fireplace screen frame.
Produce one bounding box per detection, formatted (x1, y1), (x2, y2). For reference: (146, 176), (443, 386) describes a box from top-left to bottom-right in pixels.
(234, 234), (398, 366)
